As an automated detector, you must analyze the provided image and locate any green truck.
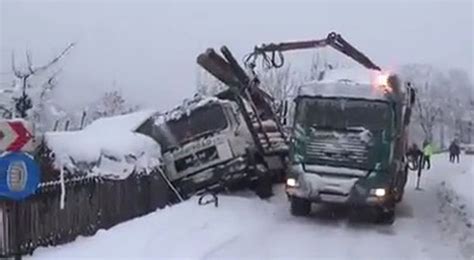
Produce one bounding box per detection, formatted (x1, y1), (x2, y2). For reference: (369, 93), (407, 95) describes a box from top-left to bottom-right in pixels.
(285, 69), (415, 223)
(241, 32), (415, 223)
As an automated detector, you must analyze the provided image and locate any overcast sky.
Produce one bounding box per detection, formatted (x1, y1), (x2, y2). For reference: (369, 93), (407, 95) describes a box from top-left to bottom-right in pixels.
(1, 0), (472, 111)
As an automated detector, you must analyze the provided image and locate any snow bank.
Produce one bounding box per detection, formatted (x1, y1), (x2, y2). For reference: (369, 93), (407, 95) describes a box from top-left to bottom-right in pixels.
(445, 162), (474, 217)
(30, 194), (278, 259)
(29, 157), (465, 260)
(297, 68), (388, 101)
(436, 155), (474, 259)
(44, 110), (161, 179)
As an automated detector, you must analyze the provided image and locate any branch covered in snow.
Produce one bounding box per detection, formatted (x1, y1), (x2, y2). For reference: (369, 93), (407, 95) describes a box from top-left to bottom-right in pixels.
(399, 64), (474, 146)
(3, 43), (75, 133)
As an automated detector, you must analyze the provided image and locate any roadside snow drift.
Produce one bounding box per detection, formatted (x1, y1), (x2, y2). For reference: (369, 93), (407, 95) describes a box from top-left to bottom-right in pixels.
(437, 155), (474, 259)
(44, 110), (161, 179)
(29, 154), (469, 260)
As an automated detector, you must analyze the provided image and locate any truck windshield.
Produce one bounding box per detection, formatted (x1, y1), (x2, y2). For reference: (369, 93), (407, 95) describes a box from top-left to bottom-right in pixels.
(295, 97), (391, 130)
(293, 97), (392, 170)
(156, 104), (228, 151)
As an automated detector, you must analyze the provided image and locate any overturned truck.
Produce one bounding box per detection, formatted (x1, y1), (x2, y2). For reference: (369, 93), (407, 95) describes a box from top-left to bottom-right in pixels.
(138, 48), (289, 199)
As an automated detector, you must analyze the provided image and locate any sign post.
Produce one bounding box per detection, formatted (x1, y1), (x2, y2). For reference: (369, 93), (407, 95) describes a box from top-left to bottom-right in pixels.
(0, 119), (39, 259)
(0, 152), (41, 260)
(0, 152), (41, 201)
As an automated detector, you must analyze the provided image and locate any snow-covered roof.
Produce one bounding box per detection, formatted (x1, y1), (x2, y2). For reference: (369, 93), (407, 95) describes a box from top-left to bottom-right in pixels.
(45, 110), (161, 179)
(85, 109), (157, 132)
(297, 68), (389, 101)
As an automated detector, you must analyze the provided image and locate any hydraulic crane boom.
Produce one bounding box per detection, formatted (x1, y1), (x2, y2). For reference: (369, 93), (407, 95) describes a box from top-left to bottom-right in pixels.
(245, 32), (381, 71)
(196, 32), (381, 163)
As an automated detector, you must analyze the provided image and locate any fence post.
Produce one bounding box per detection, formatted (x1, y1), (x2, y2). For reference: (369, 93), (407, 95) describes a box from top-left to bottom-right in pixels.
(64, 120), (70, 131)
(14, 202), (21, 260)
(80, 111), (87, 130)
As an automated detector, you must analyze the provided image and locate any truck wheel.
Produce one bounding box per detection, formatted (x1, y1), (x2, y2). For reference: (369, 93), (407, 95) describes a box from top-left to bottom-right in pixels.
(273, 169), (286, 183)
(290, 196), (311, 216)
(395, 188), (404, 203)
(395, 183), (406, 203)
(375, 207), (395, 225)
(255, 174), (273, 199)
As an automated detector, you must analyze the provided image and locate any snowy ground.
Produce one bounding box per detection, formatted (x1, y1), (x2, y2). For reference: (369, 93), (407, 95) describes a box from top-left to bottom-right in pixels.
(435, 153), (474, 259)
(30, 154), (473, 260)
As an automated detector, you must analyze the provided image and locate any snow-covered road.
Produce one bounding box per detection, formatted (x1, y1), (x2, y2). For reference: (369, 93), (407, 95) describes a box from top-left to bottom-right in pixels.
(30, 154), (473, 260)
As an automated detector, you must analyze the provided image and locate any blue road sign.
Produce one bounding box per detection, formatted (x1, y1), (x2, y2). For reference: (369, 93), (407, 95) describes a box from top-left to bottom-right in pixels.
(0, 152), (41, 200)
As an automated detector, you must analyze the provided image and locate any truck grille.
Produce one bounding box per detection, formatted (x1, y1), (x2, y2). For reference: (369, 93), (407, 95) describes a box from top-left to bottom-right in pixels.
(305, 132), (370, 169)
(175, 146), (219, 173)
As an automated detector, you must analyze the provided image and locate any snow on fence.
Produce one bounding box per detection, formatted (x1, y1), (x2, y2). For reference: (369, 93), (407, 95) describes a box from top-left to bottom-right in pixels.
(0, 110), (173, 258)
(0, 169), (172, 257)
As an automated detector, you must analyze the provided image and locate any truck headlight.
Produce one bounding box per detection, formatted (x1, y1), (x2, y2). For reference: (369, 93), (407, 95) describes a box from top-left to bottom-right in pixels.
(286, 178), (298, 187)
(370, 188), (386, 197)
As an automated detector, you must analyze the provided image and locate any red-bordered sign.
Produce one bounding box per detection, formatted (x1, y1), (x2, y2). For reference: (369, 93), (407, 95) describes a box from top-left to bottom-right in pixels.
(0, 120), (35, 152)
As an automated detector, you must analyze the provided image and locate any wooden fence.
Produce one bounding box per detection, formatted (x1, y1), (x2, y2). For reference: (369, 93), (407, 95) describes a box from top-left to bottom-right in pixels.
(0, 171), (172, 257)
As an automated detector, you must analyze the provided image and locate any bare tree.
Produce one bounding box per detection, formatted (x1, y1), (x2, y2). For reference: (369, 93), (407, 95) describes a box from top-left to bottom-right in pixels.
(5, 43), (75, 119)
(88, 90), (140, 122)
(308, 53), (335, 81)
(400, 64), (473, 146)
(258, 63), (299, 102)
(415, 82), (442, 142)
(307, 52), (343, 81)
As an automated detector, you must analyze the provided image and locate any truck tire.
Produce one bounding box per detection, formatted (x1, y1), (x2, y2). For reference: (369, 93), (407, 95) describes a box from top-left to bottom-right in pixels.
(394, 187), (404, 203)
(375, 206), (395, 225)
(290, 196), (311, 216)
(273, 169), (286, 183)
(255, 174), (273, 199)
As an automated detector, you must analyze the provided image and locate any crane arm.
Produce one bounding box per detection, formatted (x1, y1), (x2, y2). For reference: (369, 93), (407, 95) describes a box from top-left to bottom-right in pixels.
(246, 32), (381, 71)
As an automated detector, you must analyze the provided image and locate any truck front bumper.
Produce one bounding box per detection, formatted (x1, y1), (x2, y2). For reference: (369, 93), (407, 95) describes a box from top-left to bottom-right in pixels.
(286, 180), (390, 207)
(174, 157), (249, 196)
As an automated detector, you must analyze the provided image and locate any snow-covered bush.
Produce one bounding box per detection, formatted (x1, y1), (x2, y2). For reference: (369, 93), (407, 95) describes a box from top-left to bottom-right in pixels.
(87, 90), (140, 122)
(399, 64), (473, 147)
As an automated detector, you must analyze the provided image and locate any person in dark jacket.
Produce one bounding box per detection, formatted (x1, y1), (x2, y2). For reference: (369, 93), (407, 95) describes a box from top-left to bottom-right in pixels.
(453, 140), (461, 163)
(407, 143), (423, 169)
(449, 141), (457, 163)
